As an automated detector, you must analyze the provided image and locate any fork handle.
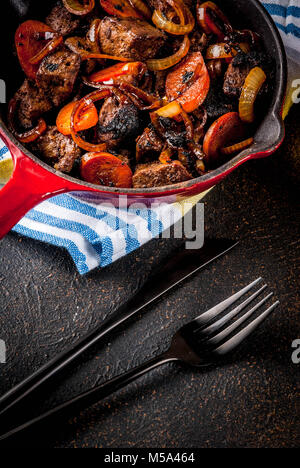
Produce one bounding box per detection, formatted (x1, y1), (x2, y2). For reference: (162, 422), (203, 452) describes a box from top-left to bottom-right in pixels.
(0, 353), (178, 443)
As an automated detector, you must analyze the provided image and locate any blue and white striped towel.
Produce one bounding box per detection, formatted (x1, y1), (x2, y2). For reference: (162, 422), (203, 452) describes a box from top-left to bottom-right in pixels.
(1, 0), (299, 274)
(262, 0), (299, 59)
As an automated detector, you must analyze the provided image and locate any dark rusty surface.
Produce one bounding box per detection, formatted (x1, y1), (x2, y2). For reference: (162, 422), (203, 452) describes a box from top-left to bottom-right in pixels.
(0, 105), (299, 448)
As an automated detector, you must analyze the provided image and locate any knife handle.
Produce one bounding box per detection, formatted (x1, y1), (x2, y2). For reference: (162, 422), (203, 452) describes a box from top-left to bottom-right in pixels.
(0, 295), (148, 421)
(0, 353), (177, 443)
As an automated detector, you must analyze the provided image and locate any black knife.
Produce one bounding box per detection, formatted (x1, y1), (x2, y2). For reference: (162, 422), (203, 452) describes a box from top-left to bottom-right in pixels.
(0, 239), (238, 420)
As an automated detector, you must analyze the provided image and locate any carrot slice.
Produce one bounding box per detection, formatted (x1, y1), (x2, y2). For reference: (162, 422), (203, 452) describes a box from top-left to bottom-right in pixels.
(80, 152), (133, 188)
(100, 0), (144, 19)
(88, 62), (146, 84)
(15, 20), (58, 80)
(56, 101), (98, 136)
(203, 112), (246, 165)
(165, 52), (210, 113)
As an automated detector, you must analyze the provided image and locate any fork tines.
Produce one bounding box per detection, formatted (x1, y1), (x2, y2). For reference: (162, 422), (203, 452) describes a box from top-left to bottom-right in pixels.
(193, 277), (279, 355)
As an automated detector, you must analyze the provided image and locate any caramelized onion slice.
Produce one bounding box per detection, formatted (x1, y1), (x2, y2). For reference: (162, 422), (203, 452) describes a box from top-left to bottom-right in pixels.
(153, 0), (194, 35)
(29, 35), (64, 64)
(147, 35), (190, 71)
(128, 0), (152, 19)
(221, 137), (254, 155)
(8, 98), (47, 143)
(65, 37), (134, 62)
(239, 67), (266, 123)
(155, 101), (182, 118)
(62, 0), (95, 16)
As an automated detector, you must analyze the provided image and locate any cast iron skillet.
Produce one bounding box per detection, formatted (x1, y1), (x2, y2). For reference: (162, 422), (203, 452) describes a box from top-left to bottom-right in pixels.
(0, 0), (287, 238)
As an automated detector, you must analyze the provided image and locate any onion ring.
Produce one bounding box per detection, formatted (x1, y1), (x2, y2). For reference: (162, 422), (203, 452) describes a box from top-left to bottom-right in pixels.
(8, 98), (47, 143)
(62, 0), (95, 16)
(147, 35), (190, 71)
(239, 67), (266, 123)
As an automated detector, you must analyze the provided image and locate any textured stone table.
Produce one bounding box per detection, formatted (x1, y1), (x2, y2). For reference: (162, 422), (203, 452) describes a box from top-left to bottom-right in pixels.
(0, 105), (299, 448)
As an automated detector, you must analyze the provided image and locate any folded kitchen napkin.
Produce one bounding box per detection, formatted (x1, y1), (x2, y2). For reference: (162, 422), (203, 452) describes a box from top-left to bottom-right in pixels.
(1, 0), (299, 274)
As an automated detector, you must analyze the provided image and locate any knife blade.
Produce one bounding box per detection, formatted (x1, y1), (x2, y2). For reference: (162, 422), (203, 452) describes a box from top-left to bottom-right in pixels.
(0, 238), (238, 419)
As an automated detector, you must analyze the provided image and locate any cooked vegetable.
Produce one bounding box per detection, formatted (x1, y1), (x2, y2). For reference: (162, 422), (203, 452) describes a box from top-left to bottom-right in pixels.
(221, 137), (254, 155)
(88, 62), (146, 85)
(165, 52), (210, 113)
(155, 101), (182, 118)
(147, 34), (190, 71)
(100, 0), (144, 19)
(65, 36), (134, 61)
(56, 101), (98, 136)
(29, 35), (63, 65)
(128, 0), (152, 19)
(206, 42), (250, 60)
(80, 152), (133, 187)
(86, 19), (102, 57)
(203, 112), (246, 164)
(15, 20), (60, 80)
(196, 1), (232, 40)
(159, 148), (173, 164)
(239, 67), (266, 123)
(118, 82), (162, 110)
(152, 0), (195, 35)
(8, 98), (47, 143)
(62, 0), (95, 15)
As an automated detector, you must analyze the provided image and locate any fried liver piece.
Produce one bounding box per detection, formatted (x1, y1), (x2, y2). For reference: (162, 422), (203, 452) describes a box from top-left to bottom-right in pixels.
(36, 48), (81, 107)
(31, 126), (81, 173)
(133, 161), (192, 188)
(223, 51), (271, 98)
(46, 1), (81, 36)
(136, 126), (164, 161)
(99, 16), (166, 61)
(98, 97), (140, 144)
(14, 79), (53, 130)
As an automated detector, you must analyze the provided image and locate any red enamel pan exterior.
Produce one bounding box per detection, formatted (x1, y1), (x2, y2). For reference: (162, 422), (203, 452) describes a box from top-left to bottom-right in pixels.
(0, 0), (287, 239)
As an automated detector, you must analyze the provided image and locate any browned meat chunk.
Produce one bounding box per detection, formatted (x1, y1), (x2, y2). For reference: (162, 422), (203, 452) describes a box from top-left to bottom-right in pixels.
(14, 79), (53, 130)
(204, 84), (236, 120)
(46, 1), (81, 36)
(99, 16), (166, 61)
(223, 51), (270, 97)
(136, 126), (164, 161)
(189, 31), (209, 53)
(133, 161), (191, 188)
(98, 97), (140, 144)
(31, 126), (81, 173)
(36, 48), (81, 107)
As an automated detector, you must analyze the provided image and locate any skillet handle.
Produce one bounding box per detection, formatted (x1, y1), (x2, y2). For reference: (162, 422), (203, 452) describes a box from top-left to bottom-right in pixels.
(0, 129), (80, 239)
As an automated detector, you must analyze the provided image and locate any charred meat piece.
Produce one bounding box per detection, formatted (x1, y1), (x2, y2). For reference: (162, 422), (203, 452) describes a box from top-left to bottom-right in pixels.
(98, 97), (140, 144)
(133, 161), (191, 188)
(36, 48), (81, 107)
(204, 84), (236, 120)
(136, 126), (164, 161)
(31, 126), (81, 173)
(223, 51), (271, 97)
(14, 79), (53, 130)
(99, 16), (166, 61)
(46, 1), (81, 36)
(157, 117), (187, 149)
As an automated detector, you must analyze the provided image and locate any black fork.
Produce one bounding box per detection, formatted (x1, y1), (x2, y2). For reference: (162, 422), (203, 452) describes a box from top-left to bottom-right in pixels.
(0, 277), (279, 442)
